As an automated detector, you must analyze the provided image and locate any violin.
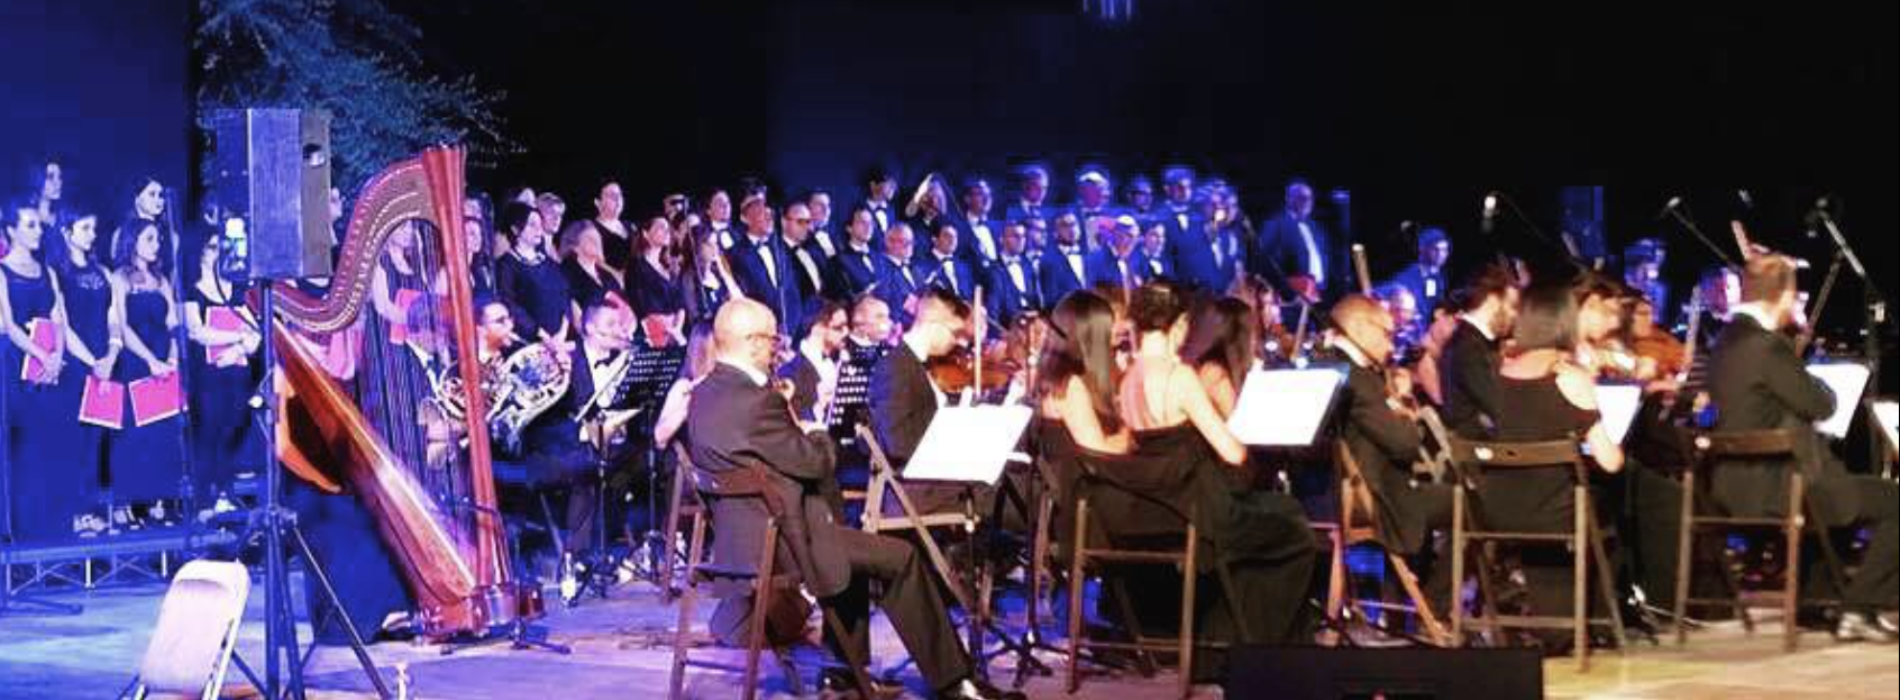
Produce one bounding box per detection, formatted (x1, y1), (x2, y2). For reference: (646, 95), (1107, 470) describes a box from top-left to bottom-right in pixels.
(927, 343), (1017, 396)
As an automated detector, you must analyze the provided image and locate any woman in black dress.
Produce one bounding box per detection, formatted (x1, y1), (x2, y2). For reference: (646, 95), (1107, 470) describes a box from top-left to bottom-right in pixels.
(109, 221), (185, 522)
(185, 236), (263, 502)
(27, 160), (72, 236)
(592, 181), (635, 279)
(558, 219), (625, 313)
(1115, 282), (1317, 657)
(495, 202), (573, 343)
(686, 226), (740, 327)
(1034, 291), (1132, 569)
(463, 215), (498, 297)
(626, 215), (687, 344)
(53, 213), (122, 535)
(1486, 281), (1625, 650)
(3, 203), (73, 541)
(111, 177), (174, 269)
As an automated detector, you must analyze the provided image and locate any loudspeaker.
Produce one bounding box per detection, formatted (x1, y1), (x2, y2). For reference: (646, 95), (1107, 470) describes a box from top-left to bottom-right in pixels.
(208, 109), (335, 280)
(1222, 647), (1542, 699)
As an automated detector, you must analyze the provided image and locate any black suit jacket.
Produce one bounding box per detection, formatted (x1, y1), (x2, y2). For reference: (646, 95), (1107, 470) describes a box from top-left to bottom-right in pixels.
(1254, 212), (1341, 298)
(1709, 313), (1854, 523)
(685, 364), (852, 598)
(1338, 361), (1437, 553)
(869, 346), (936, 465)
(1439, 320), (1502, 438)
(730, 235), (805, 334)
(986, 255), (1043, 323)
(778, 352), (823, 424)
(1038, 246), (1090, 309)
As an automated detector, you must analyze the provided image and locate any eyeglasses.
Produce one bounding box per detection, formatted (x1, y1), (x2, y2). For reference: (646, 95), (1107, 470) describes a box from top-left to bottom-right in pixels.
(745, 332), (780, 346)
(791, 218), (813, 225)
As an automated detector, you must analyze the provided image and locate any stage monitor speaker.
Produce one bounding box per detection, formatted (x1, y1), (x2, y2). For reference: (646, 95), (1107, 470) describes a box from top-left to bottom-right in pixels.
(208, 108), (335, 281)
(1222, 646), (1542, 699)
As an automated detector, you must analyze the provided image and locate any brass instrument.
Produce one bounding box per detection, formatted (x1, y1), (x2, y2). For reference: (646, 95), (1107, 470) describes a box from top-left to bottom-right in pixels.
(483, 341), (573, 454)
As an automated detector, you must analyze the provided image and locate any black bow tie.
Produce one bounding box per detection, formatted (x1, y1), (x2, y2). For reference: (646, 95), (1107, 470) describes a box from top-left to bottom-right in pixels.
(592, 353), (620, 369)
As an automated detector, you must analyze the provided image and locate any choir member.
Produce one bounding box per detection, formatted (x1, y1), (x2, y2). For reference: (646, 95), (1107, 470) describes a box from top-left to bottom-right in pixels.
(109, 220), (185, 518)
(857, 167), (899, 242)
(728, 194), (803, 336)
(873, 223), (923, 327)
(1086, 216), (1141, 292)
(985, 220), (1042, 327)
(702, 188), (736, 250)
(1709, 255), (1897, 642)
(592, 181), (634, 278)
(1003, 164), (1051, 229)
(1388, 226), (1452, 319)
(956, 176), (1001, 267)
(1123, 173), (1156, 223)
(1254, 179), (1338, 303)
(1038, 212), (1090, 309)
(903, 174), (954, 259)
(805, 190), (840, 259)
(687, 298), (1021, 700)
(535, 192), (567, 261)
(832, 206), (881, 300)
(781, 202), (834, 309)
(496, 202), (574, 343)
(916, 221), (977, 303)
(1069, 167), (1119, 236)
(3, 203), (73, 540)
(559, 219), (627, 316)
(184, 235), (261, 503)
(626, 215), (688, 341)
(1133, 221), (1172, 282)
(52, 213), (122, 533)
(1166, 187), (1241, 296)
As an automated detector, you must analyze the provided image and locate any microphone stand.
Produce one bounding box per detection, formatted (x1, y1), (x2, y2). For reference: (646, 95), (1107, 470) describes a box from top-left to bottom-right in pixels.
(1489, 191), (1587, 273)
(1810, 207), (1889, 474)
(1662, 201), (1737, 270)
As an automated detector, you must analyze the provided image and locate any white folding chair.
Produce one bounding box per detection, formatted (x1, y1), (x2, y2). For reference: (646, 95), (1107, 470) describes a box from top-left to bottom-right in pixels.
(123, 560), (252, 700)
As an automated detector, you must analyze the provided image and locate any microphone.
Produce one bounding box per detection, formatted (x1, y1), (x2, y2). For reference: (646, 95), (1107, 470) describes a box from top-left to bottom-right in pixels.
(1803, 195), (1833, 238)
(1736, 189), (1754, 210)
(1656, 196), (1683, 220)
(1480, 193), (1499, 234)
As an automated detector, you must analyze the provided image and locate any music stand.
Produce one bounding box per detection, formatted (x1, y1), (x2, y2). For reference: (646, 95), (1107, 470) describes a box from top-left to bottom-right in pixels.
(1596, 383), (1644, 445)
(623, 343), (684, 588)
(1229, 365), (1349, 448)
(1806, 361), (1872, 439)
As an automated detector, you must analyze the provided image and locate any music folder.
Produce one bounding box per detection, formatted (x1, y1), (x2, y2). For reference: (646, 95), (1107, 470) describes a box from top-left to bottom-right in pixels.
(1595, 383), (1643, 444)
(902, 404), (1033, 484)
(79, 375), (127, 430)
(130, 372), (184, 426)
(19, 317), (60, 382)
(1805, 362), (1871, 439)
(1873, 400), (1897, 454)
(1228, 365), (1348, 447)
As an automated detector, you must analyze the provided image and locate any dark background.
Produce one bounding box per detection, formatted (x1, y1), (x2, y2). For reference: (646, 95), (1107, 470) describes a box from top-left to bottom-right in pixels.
(0, 0), (192, 228)
(397, 0), (1894, 328)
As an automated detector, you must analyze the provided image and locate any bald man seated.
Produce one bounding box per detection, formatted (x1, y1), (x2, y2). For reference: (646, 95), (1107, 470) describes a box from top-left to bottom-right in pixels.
(685, 298), (1023, 700)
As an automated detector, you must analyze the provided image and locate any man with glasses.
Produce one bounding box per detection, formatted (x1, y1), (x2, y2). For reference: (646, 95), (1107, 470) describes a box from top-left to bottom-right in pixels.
(729, 193), (804, 337)
(687, 299), (1022, 700)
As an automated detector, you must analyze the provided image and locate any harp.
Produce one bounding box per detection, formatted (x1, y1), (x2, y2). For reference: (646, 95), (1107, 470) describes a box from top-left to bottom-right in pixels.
(267, 147), (530, 638)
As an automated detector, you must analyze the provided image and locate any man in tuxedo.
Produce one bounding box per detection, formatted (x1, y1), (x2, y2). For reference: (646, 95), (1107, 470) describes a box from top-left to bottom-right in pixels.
(833, 206), (881, 300)
(703, 188), (736, 250)
(782, 202), (835, 307)
(1709, 255), (1898, 642)
(1167, 189), (1241, 295)
(1003, 164), (1051, 229)
(1086, 215), (1143, 292)
(1387, 226), (1452, 320)
(987, 220), (1043, 325)
(1329, 295), (1454, 607)
(687, 299), (1020, 699)
(805, 189), (840, 260)
(859, 167), (899, 242)
(956, 177), (1001, 269)
(916, 221), (978, 303)
(780, 300), (848, 424)
(1123, 174), (1156, 224)
(1157, 165), (1198, 243)
(1622, 238), (1669, 325)
(1133, 221), (1173, 282)
(1069, 168), (1119, 239)
(874, 223), (924, 327)
(1038, 212), (1090, 308)
(1253, 179), (1340, 303)
(729, 194), (804, 337)
(1437, 263), (1519, 438)
(522, 304), (635, 553)
(869, 289), (970, 467)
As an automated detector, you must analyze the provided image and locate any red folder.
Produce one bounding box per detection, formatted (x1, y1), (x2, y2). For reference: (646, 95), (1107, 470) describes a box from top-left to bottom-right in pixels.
(129, 372), (183, 427)
(78, 375), (127, 430)
(204, 306), (250, 366)
(642, 315), (674, 348)
(387, 288), (423, 345)
(19, 318), (60, 382)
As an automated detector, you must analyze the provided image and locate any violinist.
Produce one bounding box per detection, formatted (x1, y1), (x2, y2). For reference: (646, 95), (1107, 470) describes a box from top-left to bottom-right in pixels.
(1181, 295), (1257, 419)
(868, 287), (974, 515)
(1239, 275), (1298, 368)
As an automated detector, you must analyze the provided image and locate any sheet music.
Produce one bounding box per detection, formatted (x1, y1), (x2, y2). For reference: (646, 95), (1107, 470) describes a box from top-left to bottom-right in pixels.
(1806, 362), (1871, 439)
(1228, 366), (1347, 447)
(902, 404), (1033, 484)
(1596, 383), (1643, 444)
(1874, 400), (1897, 452)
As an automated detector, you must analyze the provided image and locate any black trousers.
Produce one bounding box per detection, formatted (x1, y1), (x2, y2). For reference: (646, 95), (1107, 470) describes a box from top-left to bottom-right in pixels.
(1821, 475), (1899, 610)
(712, 527), (972, 692)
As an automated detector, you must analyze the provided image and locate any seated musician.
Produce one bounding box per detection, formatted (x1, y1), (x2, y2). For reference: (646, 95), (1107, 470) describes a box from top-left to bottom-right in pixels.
(1327, 295), (1455, 607)
(1485, 281), (1625, 654)
(868, 287), (975, 515)
(653, 321), (715, 451)
(1115, 281), (1319, 655)
(1710, 255), (1897, 643)
(522, 303), (637, 554)
(1439, 263), (1521, 438)
(1180, 295), (1257, 418)
(780, 299), (848, 423)
(685, 298), (1024, 700)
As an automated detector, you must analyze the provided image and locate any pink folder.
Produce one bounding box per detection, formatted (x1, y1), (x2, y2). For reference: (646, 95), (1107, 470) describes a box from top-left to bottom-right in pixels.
(130, 372), (184, 427)
(79, 375), (127, 430)
(204, 306), (250, 366)
(19, 318), (60, 382)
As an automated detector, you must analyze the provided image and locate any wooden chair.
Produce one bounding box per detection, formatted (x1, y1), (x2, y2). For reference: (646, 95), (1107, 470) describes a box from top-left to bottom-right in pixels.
(120, 560), (251, 700)
(855, 424), (978, 613)
(1673, 429), (1842, 652)
(1447, 438), (1627, 672)
(657, 443), (704, 602)
(1065, 450), (1251, 700)
(666, 452), (874, 700)
(1322, 440), (1452, 646)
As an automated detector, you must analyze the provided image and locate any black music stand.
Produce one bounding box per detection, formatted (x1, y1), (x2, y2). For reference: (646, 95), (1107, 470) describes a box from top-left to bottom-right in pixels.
(564, 343), (684, 604)
(621, 343), (684, 591)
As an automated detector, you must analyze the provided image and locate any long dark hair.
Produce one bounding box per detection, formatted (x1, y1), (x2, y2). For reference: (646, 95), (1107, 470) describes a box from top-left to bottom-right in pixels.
(1182, 296), (1257, 392)
(1038, 290), (1122, 432)
(113, 219), (171, 281)
(1128, 279), (1188, 335)
(1510, 280), (1578, 356)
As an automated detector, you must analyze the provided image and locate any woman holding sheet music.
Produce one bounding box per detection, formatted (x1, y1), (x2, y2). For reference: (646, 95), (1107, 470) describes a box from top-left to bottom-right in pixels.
(3, 201), (73, 541)
(53, 212), (121, 537)
(108, 220), (185, 518)
(185, 237), (261, 501)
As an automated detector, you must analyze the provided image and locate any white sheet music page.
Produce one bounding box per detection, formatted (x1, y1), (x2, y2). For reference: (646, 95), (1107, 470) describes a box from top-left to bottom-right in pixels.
(1596, 383), (1643, 444)
(903, 404), (1033, 483)
(1228, 366), (1347, 447)
(1806, 362), (1871, 439)
(1874, 400), (1897, 452)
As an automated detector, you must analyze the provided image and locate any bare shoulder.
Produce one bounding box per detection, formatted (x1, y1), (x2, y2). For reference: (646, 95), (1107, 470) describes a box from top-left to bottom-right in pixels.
(1552, 363), (1599, 410)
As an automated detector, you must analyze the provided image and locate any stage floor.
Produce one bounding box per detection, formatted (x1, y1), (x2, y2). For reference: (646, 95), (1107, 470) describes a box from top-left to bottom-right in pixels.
(2, 576), (1894, 699)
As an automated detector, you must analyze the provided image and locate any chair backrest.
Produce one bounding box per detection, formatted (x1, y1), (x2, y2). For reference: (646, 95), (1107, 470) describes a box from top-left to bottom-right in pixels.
(1447, 437), (1587, 486)
(1695, 429), (1798, 460)
(137, 560), (251, 694)
(1332, 440), (1381, 530)
(1072, 446), (1195, 540)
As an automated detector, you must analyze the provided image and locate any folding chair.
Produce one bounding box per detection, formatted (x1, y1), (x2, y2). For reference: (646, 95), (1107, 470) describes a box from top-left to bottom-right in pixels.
(120, 560), (252, 700)
(1447, 438), (1627, 672)
(657, 443), (705, 602)
(1674, 429), (1843, 652)
(1322, 440), (1452, 646)
(855, 424), (977, 612)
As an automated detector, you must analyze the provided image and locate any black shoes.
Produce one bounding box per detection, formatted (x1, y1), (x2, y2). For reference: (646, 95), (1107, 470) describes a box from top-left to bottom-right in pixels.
(819, 668), (903, 700)
(938, 677), (1027, 700)
(1834, 611), (1900, 644)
